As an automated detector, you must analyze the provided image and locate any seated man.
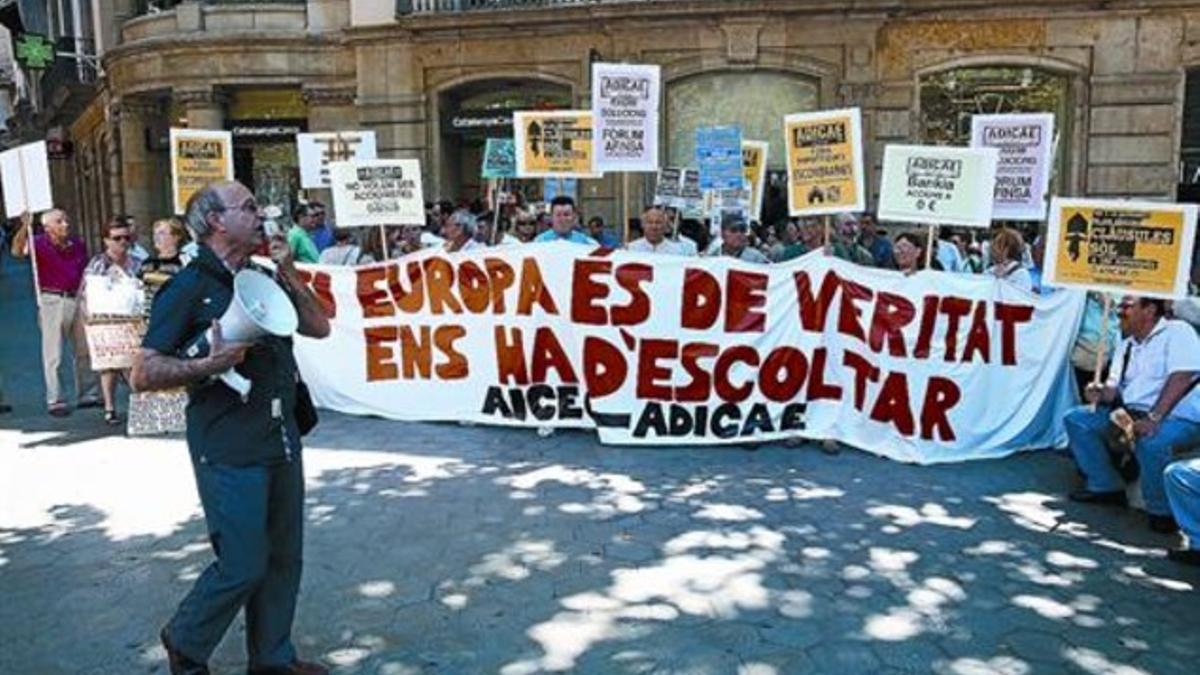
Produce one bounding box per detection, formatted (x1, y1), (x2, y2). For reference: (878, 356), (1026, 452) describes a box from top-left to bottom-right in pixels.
(1165, 457), (1200, 565)
(1064, 296), (1200, 533)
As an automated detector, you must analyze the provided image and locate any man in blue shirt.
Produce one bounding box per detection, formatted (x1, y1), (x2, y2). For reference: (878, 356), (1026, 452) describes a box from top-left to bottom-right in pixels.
(586, 215), (621, 248)
(533, 196), (598, 246)
(307, 201), (334, 252)
(133, 180), (332, 675)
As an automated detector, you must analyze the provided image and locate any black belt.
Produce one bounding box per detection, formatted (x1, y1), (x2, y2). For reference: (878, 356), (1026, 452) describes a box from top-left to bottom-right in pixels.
(40, 289), (77, 298)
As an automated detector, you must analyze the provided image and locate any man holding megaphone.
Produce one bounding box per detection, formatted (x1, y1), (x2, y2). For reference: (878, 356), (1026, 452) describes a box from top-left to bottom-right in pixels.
(132, 180), (331, 675)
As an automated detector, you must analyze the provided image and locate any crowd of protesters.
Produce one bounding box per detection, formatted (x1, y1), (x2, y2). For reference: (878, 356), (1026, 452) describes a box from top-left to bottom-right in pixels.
(5, 185), (1200, 565)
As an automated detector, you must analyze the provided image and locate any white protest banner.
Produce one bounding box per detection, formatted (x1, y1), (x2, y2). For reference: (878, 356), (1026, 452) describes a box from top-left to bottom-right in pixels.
(971, 113), (1055, 221)
(878, 145), (999, 228)
(292, 245), (1083, 464)
(784, 108), (865, 217)
(297, 131), (378, 189)
(0, 141), (53, 218)
(170, 129), (234, 215)
(591, 62), (661, 173)
(514, 111), (601, 179)
(329, 159), (425, 227)
(1044, 198), (1198, 299)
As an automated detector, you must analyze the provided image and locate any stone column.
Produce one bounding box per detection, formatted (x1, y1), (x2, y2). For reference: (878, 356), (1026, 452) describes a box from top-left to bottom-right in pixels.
(175, 87), (227, 131)
(112, 97), (159, 230)
(301, 85), (358, 132)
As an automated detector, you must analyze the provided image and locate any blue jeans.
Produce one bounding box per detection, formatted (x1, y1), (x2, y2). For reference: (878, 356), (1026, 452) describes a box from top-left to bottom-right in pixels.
(1065, 405), (1200, 516)
(166, 457), (305, 668)
(1166, 457), (1200, 549)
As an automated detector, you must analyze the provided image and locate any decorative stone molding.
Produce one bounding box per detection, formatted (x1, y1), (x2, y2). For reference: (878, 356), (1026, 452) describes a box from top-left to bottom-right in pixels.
(173, 87), (229, 109)
(107, 97), (159, 124)
(838, 82), (881, 107)
(302, 86), (358, 108)
(722, 21), (764, 64)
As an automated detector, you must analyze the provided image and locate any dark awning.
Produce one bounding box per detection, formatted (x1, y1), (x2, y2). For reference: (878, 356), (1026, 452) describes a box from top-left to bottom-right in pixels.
(0, 0), (49, 36)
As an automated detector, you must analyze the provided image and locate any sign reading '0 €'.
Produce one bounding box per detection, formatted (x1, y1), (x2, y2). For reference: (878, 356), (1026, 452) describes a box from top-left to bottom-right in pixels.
(1044, 198), (1198, 299)
(784, 108), (865, 217)
(514, 111), (601, 179)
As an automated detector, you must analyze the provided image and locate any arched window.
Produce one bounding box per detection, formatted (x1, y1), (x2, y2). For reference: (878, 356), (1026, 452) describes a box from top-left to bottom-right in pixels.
(666, 70), (819, 170)
(919, 66), (1071, 196)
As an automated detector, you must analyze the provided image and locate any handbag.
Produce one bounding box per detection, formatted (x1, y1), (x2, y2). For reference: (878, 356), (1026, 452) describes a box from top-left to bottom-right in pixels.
(295, 377), (318, 437)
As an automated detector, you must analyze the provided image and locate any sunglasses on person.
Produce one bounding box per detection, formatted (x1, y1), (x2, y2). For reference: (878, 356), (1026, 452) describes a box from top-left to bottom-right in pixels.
(109, 234), (130, 242)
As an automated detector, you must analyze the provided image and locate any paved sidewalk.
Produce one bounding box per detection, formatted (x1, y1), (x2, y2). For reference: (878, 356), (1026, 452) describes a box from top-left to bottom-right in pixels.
(3, 251), (1199, 675)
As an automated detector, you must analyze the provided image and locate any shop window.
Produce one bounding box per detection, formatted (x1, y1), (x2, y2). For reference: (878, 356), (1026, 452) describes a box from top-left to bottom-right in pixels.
(919, 65), (1071, 195)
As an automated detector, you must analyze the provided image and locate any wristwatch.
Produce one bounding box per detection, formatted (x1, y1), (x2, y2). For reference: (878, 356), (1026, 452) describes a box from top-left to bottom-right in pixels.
(1147, 411), (1163, 423)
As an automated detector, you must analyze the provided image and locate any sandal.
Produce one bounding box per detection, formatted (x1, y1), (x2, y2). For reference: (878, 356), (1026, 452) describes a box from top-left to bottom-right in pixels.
(104, 410), (121, 426)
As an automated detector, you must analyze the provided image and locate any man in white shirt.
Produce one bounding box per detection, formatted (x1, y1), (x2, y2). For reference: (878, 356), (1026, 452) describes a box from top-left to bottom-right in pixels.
(626, 207), (696, 256)
(1064, 296), (1200, 533)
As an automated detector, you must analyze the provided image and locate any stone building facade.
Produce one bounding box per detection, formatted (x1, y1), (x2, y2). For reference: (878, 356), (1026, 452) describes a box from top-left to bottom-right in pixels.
(55, 0), (1200, 235)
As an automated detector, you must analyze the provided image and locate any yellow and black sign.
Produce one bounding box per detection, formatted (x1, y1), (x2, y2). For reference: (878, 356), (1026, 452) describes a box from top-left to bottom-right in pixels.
(170, 128), (234, 215)
(742, 141), (769, 223)
(784, 108), (864, 216)
(1046, 198), (1198, 298)
(514, 111), (601, 178)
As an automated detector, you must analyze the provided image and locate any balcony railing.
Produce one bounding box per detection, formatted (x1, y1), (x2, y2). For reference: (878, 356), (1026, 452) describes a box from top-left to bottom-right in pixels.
(134, 0), (306, 17)
(398, 0), (660, 13)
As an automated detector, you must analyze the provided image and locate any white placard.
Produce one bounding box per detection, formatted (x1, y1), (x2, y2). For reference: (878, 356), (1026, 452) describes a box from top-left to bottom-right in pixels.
(591, 62), (661, 173)
(0, 141), (53, 218)
(297, 131), (378, 189)
(329, 159), (425, 227)
(877, 145), (999, 228)
(971, 113), (1055, 221)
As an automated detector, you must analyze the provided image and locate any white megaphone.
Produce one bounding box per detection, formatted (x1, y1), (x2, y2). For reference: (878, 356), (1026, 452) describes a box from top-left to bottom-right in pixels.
(184, 269), (299, 401)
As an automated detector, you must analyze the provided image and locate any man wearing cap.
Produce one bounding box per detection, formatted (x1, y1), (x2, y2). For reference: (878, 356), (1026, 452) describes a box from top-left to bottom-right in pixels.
(11, 209), (100, 416)
(708, 217), (770, 263)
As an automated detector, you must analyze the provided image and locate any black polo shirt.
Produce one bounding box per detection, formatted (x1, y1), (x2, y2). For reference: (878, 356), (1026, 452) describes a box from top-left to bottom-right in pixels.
(142, 244), (301, 466)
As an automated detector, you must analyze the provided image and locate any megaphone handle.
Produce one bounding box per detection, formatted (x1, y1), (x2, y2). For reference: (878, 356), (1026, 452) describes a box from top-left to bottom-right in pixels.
(219, 369), (253, 402)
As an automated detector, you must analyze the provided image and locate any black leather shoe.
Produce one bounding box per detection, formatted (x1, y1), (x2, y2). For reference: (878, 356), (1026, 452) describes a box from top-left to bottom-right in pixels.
(1148, 514), (1179, 534)
(1068, 489), (1127, 506)
(1167, 548), (1200, 566)
(161, 627), (209, 675)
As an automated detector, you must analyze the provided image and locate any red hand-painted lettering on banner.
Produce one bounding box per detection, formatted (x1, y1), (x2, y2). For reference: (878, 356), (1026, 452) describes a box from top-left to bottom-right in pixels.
(995, 303), (1034, 366)
(297, 269), (336, 318)
(362, 325), (469, 382)
(725, 270), (768, 333)
(681, 269), (721, 330)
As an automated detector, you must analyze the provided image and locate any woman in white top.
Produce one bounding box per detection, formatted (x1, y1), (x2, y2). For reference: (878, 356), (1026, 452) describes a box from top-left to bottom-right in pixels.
(988, 227), (1034, 293)
(442, 209), (485, 253)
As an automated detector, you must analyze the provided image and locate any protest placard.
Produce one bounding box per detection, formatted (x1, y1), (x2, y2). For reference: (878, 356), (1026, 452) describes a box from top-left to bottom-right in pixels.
(170, 129), (233, 215)
(970, 113), (1055, 221)
(784, 108), (865, 217)
(514, 111), (601, 178)
(654, 167), (683, 207)
(0, 141), (53, 218)
(84, 273), (144, 317)
(482, 138), (517, 179)
(329, 159), (425, 227)
(297, 131), (378, 189)
(84, 318), (145, 371)
(877, 145), (999, 228)
(742, 141), (769, 222)
(696, 126), (743, 190)
(680, 168), (705, 218)
(591, 62), (661, 173)
(1044, 198), (1199, 298)
(292, 245), (1083, 463)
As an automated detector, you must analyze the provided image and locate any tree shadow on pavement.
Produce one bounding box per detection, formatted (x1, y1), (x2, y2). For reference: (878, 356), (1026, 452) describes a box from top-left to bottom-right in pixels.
(2, 413), (1199, 674)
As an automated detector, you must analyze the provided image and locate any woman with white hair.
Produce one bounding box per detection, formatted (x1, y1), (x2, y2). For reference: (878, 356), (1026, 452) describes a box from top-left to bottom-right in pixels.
(442, 208), (485, 253)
